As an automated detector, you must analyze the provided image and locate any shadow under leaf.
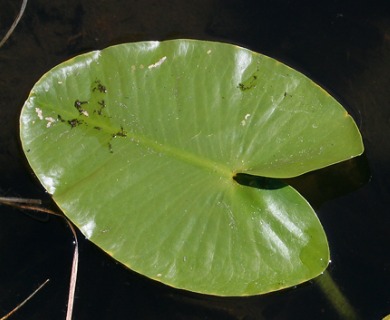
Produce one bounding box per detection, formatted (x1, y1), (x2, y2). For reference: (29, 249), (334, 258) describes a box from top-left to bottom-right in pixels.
(233, 173), (286, 190)
(233, 154), (370, 209)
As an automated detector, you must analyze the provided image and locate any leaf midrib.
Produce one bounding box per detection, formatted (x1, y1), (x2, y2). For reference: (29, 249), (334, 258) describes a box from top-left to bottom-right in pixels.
(33, 99), (234, 196)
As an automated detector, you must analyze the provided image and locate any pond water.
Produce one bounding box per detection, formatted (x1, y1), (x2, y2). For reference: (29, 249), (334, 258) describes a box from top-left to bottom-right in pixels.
(1, 0), (389, 319)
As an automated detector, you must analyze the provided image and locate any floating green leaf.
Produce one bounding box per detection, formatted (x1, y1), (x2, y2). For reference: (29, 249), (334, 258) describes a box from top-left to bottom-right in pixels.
(20, 40), (363, 296)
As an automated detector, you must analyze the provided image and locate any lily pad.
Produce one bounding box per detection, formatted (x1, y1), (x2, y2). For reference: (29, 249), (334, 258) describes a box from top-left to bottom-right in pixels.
(19, 40), (363, 296)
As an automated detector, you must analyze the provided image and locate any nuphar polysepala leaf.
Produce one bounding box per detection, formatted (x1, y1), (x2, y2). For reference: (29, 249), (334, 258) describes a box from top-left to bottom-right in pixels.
(20, 40), (363, 296)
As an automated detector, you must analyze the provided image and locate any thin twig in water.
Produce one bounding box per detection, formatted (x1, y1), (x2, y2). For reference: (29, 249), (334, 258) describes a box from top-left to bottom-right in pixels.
(0, 0), (28, 48)
(1, 198), (79, 320)
(0, 279), (50, 320)
(0, 196), (42, 205)
(65, 222), (78, 320)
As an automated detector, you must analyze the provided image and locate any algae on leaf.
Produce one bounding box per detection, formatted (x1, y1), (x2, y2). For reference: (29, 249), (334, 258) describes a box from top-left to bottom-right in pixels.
(20, 40), (363, 296)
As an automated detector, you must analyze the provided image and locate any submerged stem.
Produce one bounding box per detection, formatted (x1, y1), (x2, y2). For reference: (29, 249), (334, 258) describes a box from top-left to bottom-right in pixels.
(315, 270), (360, 319)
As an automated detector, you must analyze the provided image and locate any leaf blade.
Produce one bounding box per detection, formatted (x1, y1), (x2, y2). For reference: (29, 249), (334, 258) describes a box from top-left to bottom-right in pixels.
(20, 40), (363, 295)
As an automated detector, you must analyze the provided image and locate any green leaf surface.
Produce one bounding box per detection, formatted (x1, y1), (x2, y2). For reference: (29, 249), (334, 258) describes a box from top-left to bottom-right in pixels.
(20, 40), (363, 296)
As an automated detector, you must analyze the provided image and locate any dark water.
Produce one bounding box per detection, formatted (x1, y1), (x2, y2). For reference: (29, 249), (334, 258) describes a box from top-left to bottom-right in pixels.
(1, 0), (389, 319)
